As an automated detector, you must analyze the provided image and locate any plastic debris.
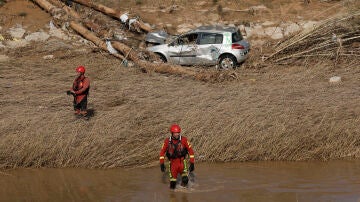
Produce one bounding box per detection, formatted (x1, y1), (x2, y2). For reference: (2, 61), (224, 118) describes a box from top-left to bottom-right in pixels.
(106, 40), (118, 54)
(120, 13), (129, 23)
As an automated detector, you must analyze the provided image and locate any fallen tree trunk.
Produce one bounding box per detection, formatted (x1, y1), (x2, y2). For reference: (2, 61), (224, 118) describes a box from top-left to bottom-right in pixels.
(47, 0), (80, 19)
(32, 0), (232, 82)
(32, 0), (63, 17)
(70, 20), (199, 77)
(72, 0), (152, 33)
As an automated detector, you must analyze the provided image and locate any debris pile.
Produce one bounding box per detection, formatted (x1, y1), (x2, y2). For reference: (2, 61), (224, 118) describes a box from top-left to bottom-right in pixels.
(266, 11), (360, 64)
(28, 0), (237, 82)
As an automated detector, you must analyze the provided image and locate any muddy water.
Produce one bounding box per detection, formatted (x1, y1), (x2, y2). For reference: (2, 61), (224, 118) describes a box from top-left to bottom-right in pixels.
(1, 161), (360, 202)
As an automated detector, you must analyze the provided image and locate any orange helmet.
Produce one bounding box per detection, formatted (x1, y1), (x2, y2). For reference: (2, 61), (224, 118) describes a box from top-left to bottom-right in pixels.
(76, 66), (86, 74)
(170, 124), (181, 133)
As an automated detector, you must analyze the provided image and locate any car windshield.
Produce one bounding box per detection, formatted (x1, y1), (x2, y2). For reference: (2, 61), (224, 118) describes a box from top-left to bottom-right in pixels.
(232, 29), (243, 42)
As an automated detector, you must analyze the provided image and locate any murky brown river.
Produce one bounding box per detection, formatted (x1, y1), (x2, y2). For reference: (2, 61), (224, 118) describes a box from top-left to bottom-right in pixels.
(1, 161), (360, 202)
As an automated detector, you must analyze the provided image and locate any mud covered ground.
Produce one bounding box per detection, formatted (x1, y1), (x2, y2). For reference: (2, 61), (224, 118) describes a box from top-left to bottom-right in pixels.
(0, 0), (359, 168)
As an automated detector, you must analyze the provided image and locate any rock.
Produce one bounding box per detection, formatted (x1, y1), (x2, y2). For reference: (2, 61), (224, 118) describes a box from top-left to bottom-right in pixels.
(5, 39), (29, 49)
(49, 29), (69, 40)
(8, 27), (26, 39)
(0, 54), (9, 62)
(329, 76), (341, 83)
(301, 21), (318, 31)
(251, 25), (266, 37)
(25, 32), (50, 42)
(284, 23), (301, 36)
(264, 27), (283, 39)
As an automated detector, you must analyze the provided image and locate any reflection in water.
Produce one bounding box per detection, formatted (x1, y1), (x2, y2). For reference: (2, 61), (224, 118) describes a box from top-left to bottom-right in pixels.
(1, 161), (360, 202)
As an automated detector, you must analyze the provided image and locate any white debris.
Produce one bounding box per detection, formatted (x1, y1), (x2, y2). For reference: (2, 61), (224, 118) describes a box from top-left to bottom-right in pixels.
(49, 20), (56, 30)
(43, 55), (54, 60)
(128, 18), (137, 29)
(329, 76), (341, 83)
(106, 40), (118, 54)
(120, 13), (129, 23)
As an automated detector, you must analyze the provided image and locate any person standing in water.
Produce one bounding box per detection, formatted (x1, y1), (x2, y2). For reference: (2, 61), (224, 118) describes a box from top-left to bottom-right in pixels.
(159, 124), (195, 189)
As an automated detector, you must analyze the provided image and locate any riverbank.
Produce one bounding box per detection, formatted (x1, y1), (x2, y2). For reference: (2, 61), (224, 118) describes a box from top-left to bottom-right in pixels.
(0, 0), (359, 169)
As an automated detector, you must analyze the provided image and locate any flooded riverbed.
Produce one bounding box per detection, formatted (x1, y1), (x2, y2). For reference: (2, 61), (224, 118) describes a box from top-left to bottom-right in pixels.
(1, 161), (360, 202)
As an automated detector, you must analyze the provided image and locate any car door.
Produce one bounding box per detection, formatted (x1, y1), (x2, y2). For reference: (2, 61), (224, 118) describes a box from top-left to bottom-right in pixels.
(178, 33), (198, 65)
(166, 33), (199, 65)
(195, 32), (224, 65)
(167, 39), (182, 65)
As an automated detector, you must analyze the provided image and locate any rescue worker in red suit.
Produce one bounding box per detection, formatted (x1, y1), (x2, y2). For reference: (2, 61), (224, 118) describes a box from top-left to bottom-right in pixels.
(70, 66), (90, 116)
(159, 124), (195, 189)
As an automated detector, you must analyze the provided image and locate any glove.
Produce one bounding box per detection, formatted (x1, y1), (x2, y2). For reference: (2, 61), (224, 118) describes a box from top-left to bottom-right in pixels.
(189, 163), (194, 172)
(66, 90), (75, 96)
(160, 164), (165, 172)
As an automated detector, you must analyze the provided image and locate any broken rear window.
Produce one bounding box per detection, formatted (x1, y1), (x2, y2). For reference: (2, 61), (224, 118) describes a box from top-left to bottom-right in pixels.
(232, 30), (243, 42)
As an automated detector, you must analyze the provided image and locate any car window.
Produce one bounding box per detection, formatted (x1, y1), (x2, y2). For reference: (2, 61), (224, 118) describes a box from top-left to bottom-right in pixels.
(199, 33), (223, 45)
(176, 33), (198, 45)
(232, 29), (243, 42)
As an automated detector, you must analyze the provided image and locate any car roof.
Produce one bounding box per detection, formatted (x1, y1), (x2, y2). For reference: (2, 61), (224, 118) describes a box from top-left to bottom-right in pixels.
(188, 25), (238, 34)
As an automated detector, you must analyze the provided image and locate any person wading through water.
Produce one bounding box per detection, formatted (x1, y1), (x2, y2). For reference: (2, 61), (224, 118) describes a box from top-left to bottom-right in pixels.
(159, 124), (195, 189)
(68, 66), (90, 117)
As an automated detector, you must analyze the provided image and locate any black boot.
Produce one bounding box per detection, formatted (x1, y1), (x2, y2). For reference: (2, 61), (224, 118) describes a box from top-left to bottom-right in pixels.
(181, 176), (189, 186)
(170, 181), (176, 189)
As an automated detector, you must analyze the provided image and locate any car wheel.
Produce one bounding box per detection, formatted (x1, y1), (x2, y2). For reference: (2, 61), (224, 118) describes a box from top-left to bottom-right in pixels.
(218, 55), (237, 70)
(157, 54), (167, 63)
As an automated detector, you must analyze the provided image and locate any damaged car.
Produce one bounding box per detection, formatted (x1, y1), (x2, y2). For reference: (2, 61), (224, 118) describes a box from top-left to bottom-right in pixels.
(146, 25), (250, 69)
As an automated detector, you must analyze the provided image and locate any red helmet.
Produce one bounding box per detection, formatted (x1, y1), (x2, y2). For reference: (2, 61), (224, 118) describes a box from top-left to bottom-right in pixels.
(76, 66), (86, 74)
(170, 124), (181, 133)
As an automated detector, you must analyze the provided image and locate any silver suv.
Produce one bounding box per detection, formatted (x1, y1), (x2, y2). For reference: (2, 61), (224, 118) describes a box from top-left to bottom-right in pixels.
(146, 25), (250, 69)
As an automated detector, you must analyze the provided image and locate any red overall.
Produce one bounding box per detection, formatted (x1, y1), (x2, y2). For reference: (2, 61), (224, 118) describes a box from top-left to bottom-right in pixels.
(72, 75), (90, 104)
(159, 136), (194, 182)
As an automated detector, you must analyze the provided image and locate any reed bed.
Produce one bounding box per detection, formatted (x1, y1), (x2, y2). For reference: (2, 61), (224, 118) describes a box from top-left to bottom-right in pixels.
(0, 44), (359, 168)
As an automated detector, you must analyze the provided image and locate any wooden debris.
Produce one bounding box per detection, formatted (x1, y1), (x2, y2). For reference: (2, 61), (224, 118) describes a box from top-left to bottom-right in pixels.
(72, 0), (152, 33)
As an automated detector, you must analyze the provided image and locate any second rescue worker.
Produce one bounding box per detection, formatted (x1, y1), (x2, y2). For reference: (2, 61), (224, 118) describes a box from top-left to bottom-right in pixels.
(159, 124), (195, 189)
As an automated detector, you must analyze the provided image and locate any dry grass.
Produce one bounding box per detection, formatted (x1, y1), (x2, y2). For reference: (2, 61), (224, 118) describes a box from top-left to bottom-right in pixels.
(0, 39), (359, 169)
(0, 0), (359, 169)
